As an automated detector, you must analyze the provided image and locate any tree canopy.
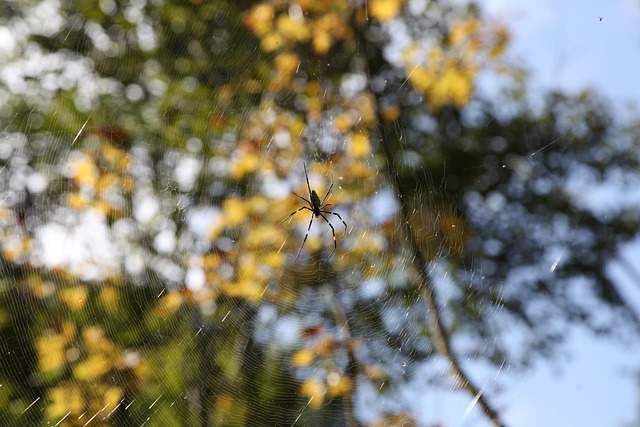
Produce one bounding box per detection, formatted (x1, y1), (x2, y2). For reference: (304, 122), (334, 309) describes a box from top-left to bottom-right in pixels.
(1, 0), (639, 426)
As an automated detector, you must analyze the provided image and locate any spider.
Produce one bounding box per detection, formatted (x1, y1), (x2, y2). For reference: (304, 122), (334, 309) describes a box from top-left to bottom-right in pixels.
(281, 163), (348, 260)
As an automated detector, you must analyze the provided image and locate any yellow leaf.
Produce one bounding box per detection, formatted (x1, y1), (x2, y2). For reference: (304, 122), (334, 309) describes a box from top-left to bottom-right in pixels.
(83, 326), (110, 353)
(348, 132), (371, 158)
(74, 354), (110, 381)
(274, 51), (300, 76)
(312, 30), (332, 56)
(100, 286), (120, 314)
(291, 348), (315, 367)
(365, 363), (387, 380)
(216, 394), (234, 411)
(334, 113), (354, 133)
(369, 0), (405, 21)
(93, 199), (111, 216)
(372, 414), (419, 427)
(356, 94), (377, 126)
(71, 156), (97, 187)
(354, 232), (386, 256)
(404, 43), (476, 109)
(60, 286), (88, 311)
(95, 173), (117, 194)
(248, 195), (269, 215)
(431, 64), (473, 108)
(490, 26), (510, 58)
(222, 279), (264, 302)
(243, 4), (274, 37)
(261, 31), (284, 52)
(276, 14), (310, 42)
(134, 359), (150, 380)
(154, 291), (183, 316)
(315, 336), (336, 356)
(222, 198), (247, 227)
(300, 378), (326, 409)
(207, 214), (224, 240)
(247, 225), (282, 249)
(62, 321), (77, 341)
(104, 387), (124, 410)
(380, 105), (400, 121)
(203, 253), (222, 271)
(47, 385), (84, 418)
(327, 371), (352, 397)
(449, 19), (479, 47)
(263, 251), (285, 269)
(312, 13), (343, 55)
(36, 334), (67, 374)
(2, 235), (31, 261)
(230, 152), (259, 179)
(67, 192), (88, 209)
(122, 175), (136, 192)
(101, 144), (129, 171)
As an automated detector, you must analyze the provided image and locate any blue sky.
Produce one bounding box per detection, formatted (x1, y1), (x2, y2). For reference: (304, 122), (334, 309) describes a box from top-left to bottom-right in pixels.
(484, 0), (640, 108)
(477, 1), (640, 426)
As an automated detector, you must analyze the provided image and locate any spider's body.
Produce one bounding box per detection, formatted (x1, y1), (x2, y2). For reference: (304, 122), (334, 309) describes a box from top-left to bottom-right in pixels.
(310, 190), (321, 216)
(282, 163), (347, 260)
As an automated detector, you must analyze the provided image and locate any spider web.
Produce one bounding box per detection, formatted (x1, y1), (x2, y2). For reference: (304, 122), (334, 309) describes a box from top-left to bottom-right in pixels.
(2, 1), (640, 427)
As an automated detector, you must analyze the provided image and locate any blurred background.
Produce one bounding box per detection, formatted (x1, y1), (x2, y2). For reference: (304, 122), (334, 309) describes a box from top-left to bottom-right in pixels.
(1, 0), (639, 426)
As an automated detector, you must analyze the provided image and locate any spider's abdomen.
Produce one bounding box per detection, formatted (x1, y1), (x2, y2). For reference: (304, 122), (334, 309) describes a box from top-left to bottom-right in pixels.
(310, 190), (321, 215)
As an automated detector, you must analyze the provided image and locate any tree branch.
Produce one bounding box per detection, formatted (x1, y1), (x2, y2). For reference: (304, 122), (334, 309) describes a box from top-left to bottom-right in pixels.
(377, 121), (505, 427)
(348, 5), (506, 426)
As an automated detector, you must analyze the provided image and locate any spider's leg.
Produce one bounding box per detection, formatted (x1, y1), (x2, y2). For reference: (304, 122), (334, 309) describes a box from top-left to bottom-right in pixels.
(321, 211), (347, 235)
(303, 163), (312, 199)
(320, 183), (334, 205)
(279, 206), (312, 225)
(292, 192), (311, 205)
(318, 213), (337, 260)
(294, 213), (315, 261)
